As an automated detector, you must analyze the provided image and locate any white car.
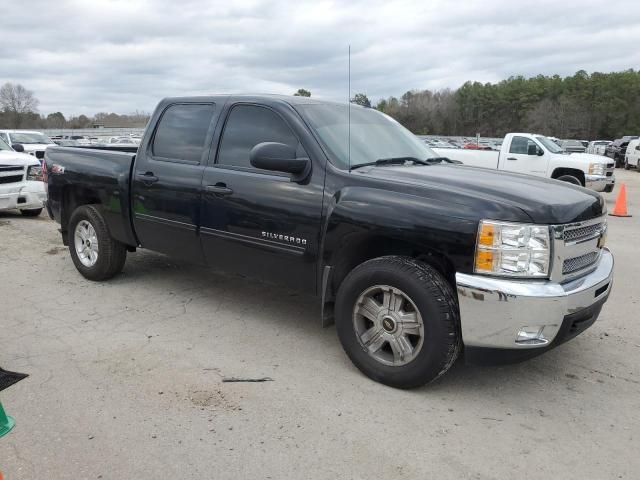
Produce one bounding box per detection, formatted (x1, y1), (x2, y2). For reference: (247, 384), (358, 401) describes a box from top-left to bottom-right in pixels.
(433, 132), (615, 193)
(0, 130), (56, 162)
(624, 138), (640, 170)
(0, 137), (47, 215)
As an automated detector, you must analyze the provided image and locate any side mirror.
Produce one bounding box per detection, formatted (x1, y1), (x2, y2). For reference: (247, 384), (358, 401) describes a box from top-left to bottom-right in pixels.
(537, 147), (544, 156)
(11, 143), (24, 153)
(250, 142), (311, 182)
(527, 144), (539, 156)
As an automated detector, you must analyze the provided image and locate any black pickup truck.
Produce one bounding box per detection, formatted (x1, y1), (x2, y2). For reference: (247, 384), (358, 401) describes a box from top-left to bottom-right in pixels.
(45, 95), (614, 388)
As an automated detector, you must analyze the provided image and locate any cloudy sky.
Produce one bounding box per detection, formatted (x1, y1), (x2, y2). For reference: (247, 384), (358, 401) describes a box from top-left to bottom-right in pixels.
(1, 0), (639, 115)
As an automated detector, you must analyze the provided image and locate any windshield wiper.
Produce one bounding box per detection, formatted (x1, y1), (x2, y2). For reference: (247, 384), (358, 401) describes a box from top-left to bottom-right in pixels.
(351, 157), (433, 170)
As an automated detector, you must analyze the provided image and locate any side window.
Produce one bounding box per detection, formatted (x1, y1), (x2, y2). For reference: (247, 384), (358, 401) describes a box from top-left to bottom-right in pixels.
(217, 105), (300, 170)
(152, 104), (215, 163)
(509, 136), (535, 155)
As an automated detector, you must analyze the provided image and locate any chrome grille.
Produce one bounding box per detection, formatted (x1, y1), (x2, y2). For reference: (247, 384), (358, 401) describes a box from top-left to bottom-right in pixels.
(551, 216), (605, 282)
(0, 174), (24, 184)
(563, 251), (600, 274)
(563, 223), (603, 243)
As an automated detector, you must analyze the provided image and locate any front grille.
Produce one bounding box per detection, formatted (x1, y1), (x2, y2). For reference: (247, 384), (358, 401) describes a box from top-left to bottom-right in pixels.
(0, 165), (23, 172)
(35, 150), (45, 159)
(0, 174), (23, 184)
(563, 223), (603, 243)
(563, 251), (600, 274)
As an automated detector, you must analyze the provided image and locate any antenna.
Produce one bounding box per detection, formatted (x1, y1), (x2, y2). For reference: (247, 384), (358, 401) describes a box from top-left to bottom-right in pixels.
(348, 44), (351, 171)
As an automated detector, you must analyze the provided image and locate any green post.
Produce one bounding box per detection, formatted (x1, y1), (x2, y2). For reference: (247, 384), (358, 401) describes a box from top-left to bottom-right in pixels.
(0, 402), (15, 438)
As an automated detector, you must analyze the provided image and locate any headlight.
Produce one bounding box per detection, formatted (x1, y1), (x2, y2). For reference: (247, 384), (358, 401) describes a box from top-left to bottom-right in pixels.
(475, 220), (551, 278)
(588, 163), (605, 175)
(26, 165), (43, 181)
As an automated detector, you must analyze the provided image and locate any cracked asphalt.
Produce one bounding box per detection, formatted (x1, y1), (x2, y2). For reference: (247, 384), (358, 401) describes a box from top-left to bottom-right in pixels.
(1, 170), (639, 479)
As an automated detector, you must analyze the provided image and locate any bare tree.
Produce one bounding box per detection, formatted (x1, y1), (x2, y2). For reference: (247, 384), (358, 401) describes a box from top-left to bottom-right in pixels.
(0, 82), (39, 128)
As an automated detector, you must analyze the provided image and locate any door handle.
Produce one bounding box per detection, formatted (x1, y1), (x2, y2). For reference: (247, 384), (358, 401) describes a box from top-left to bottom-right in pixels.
(137, 172), (159, 184)
(506, 157), (518, 161)
(206, 183), (234, 196)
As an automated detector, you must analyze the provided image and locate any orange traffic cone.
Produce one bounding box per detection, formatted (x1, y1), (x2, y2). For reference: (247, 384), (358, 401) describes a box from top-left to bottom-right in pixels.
(609, 184), (631, 217)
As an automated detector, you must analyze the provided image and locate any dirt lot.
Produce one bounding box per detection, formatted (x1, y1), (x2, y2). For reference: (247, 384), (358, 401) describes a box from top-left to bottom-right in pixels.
(1, 171), (639, 479)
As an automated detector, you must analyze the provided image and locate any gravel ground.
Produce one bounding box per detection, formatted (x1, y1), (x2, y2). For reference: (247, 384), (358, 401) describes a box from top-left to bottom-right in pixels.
(1, 170), (639, 479)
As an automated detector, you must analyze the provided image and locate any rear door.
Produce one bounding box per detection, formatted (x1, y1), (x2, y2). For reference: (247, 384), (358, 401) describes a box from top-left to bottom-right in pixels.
(501, 135), (547, 177)
(131, 102), (218, 263)
(199, 101), (325, 293)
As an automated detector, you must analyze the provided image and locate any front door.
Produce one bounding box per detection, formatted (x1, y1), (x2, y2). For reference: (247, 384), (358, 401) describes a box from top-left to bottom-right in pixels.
(199, 103), (325, 293)
(503, 136), (547, 177)
(132, 102), (217, 263)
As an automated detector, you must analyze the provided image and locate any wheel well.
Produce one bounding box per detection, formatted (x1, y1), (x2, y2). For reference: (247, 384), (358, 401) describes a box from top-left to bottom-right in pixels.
(328, 236), (456, 300)
(551, 168), (585, 186)
(61, 186), (101, 233)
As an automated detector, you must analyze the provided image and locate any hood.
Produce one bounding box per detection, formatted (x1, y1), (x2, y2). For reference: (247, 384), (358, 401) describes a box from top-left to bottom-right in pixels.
(356, 164), (604, 224)
(564, 152), (611, 164)
(0, 150), (40, 167)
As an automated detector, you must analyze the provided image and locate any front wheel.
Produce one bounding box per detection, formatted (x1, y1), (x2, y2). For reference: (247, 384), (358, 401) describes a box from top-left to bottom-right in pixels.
(556, 175), (582, 186)
(624, 159), (630, 170)
(68, 205), (127, 281)
(335, 256), (461, 389)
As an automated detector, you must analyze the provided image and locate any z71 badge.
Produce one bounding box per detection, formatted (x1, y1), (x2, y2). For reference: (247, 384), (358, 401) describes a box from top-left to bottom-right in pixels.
(262, 231), (307, 246)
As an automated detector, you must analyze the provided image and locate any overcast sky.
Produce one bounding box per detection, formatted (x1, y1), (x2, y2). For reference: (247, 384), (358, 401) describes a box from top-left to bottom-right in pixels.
(1, 0), (639, 116)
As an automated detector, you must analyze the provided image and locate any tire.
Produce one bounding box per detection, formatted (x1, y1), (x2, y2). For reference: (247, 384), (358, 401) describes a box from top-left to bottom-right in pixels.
(625, 159), (630, 170)
(68, 205), (127, 281)
(335, 255), (461, 389)
(556, 175), (582, 186)
(20, 208), (43, 217)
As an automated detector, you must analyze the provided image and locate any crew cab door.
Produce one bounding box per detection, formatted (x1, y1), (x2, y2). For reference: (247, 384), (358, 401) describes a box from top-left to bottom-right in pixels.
(131, 102), (218, 263)
(500, 135), (547, 177)
(199, 102), (325, 293)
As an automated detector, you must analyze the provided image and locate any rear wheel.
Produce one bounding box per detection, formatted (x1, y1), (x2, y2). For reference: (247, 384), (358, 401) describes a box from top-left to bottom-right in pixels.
(556, 175), (582, 186)
(625, 158), (630, 170)
(20, 208), (42, 217)
(335, 256), (461, 389)
(68, 205), (127, 281)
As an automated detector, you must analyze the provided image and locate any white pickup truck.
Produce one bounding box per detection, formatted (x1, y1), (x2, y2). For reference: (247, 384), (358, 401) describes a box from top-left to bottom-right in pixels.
(433, 133), (615, 193)
(0, 136), (47, 216)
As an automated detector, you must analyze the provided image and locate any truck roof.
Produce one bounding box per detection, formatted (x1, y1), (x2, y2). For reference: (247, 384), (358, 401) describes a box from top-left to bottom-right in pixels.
(159, 94), (346, 107)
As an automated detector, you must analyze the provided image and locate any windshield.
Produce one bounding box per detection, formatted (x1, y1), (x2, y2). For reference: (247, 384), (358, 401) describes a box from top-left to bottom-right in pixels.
(0, 136), (12, 151)
(535, 135), (564, 154)
(298, 104), (438, 169)
(9, 132), (53, 144)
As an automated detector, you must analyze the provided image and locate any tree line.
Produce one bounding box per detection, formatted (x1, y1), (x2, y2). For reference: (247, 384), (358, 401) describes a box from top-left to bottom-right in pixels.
(0, 82), (150, 129)
(373, 70), (640, 140)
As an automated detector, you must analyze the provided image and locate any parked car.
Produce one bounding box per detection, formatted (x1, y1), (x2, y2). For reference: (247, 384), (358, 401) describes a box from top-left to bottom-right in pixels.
(560, 139), (587, 153)
(62, 135), (92, 145)
(606, 136), (639, 167)
(623, 138), (640, 170)
(0, 136), (47, 216)
(587, 140), (611, 156)
(45, 95), (614, 388)
(0, 130), (56, 162)
(463, 142), (492, 150)
(433, 133), (615, 192)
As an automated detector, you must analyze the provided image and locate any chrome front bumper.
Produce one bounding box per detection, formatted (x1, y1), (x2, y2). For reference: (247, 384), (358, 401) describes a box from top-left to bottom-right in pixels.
(586, 174), (615, 192)
(456, 248), (613, 350)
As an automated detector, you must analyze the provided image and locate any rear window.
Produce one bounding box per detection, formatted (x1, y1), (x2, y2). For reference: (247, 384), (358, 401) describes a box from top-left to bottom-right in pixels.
(152, 104), (215, 162)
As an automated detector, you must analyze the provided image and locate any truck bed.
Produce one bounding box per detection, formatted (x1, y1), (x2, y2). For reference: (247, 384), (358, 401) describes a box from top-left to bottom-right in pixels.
(45, 146), (138, 247)
(433, 148), (499, 169)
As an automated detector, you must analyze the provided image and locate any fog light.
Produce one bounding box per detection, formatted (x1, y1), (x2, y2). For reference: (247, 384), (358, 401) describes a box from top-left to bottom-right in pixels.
(516, 326), (549, 345)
